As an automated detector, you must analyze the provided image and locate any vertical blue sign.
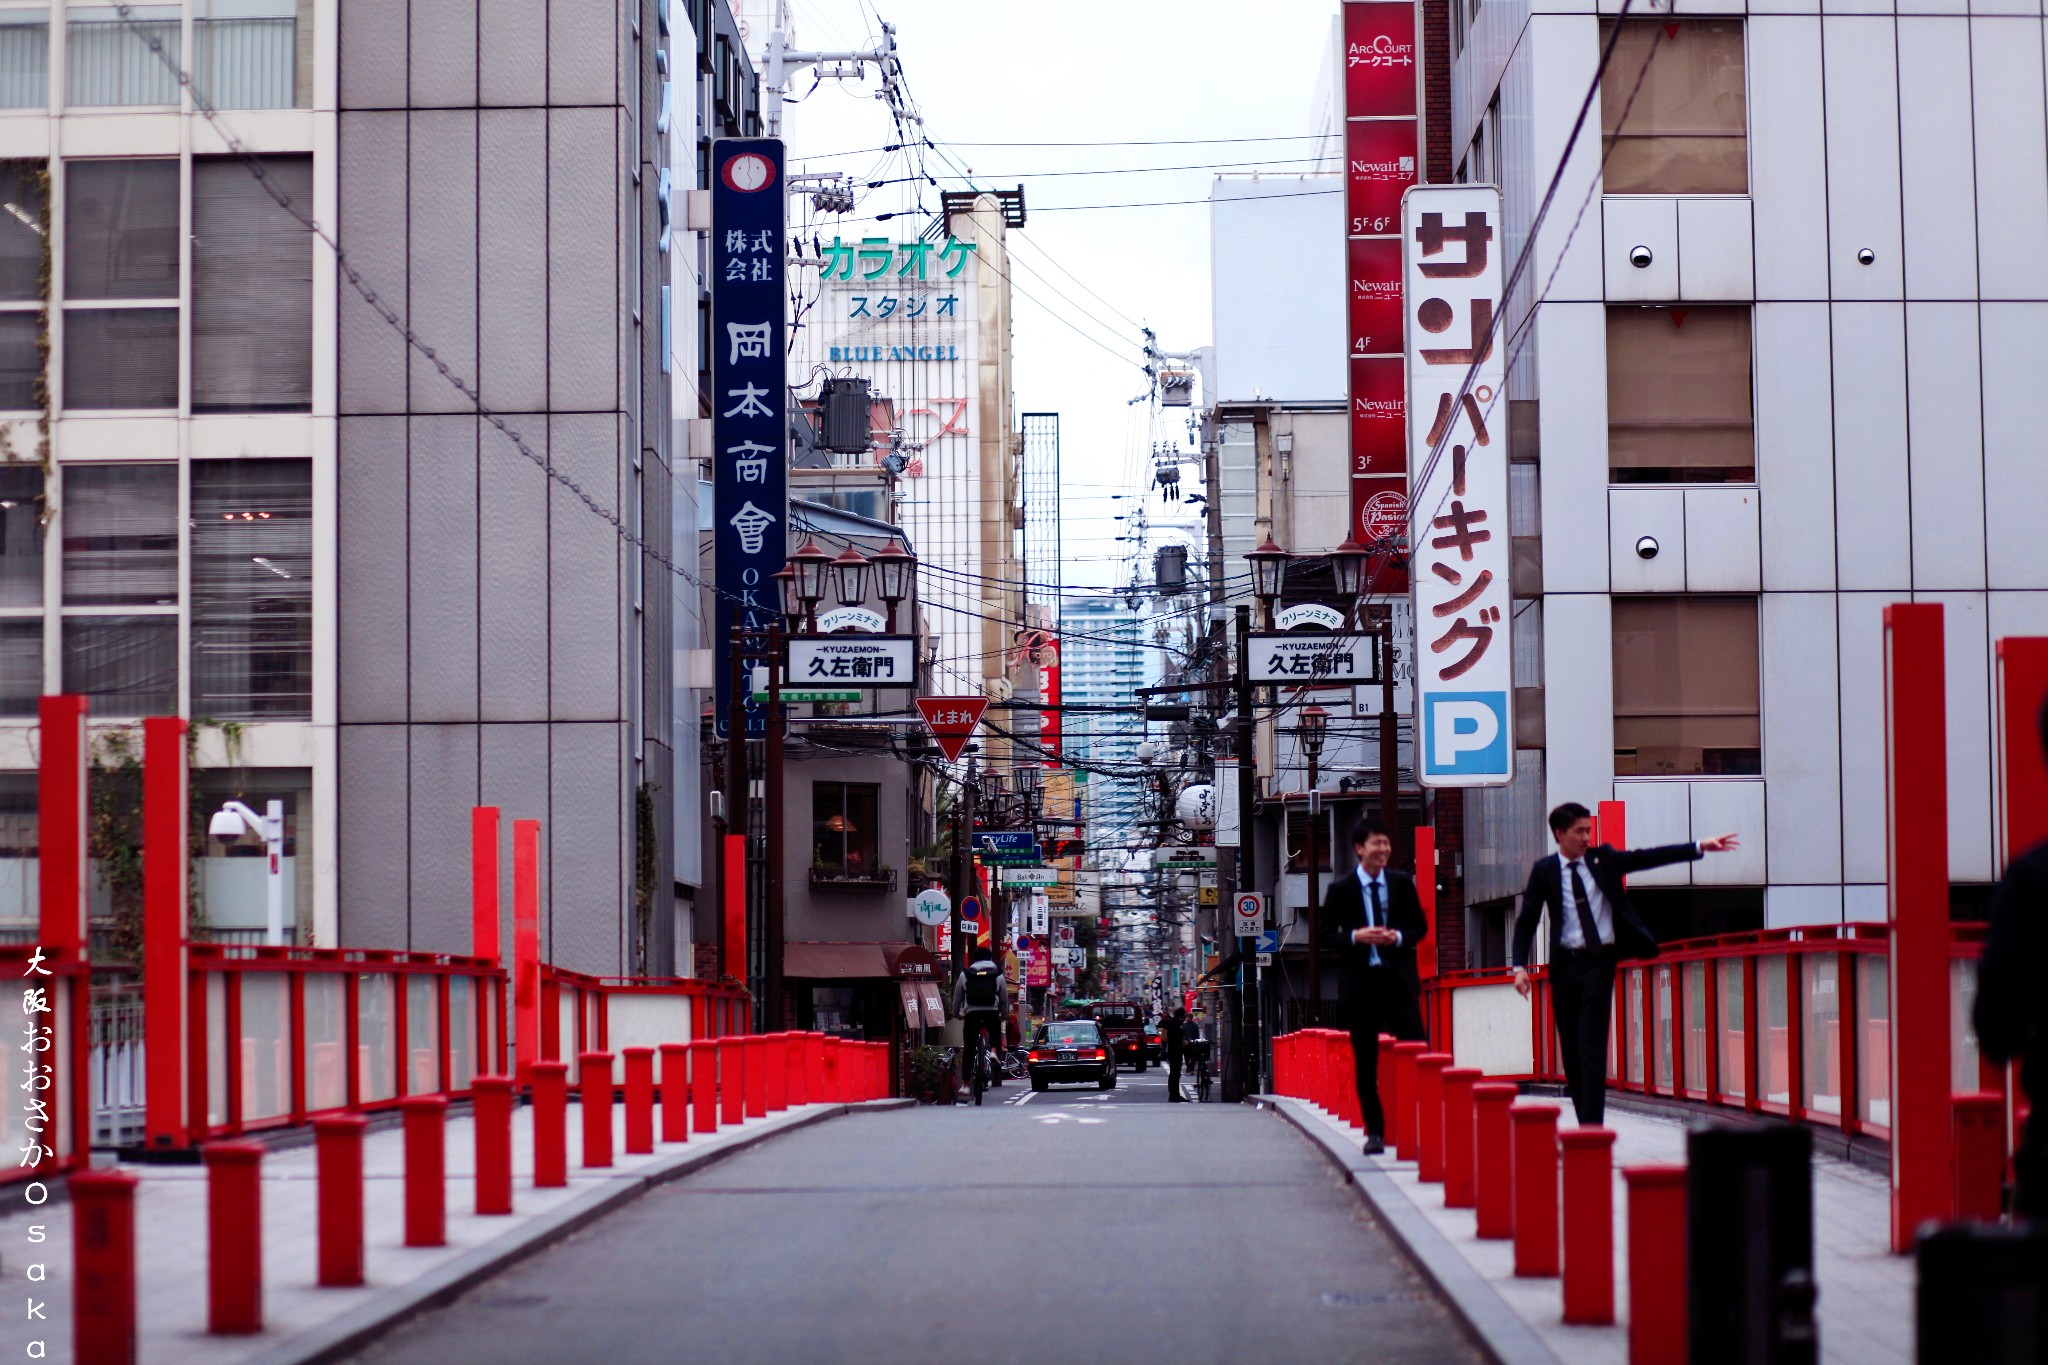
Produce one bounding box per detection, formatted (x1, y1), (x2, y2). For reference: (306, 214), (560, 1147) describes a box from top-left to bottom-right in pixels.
(711, 138), (786, 736)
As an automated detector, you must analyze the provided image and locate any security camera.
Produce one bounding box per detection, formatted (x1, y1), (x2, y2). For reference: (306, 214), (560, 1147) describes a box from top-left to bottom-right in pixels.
(1856, 247), (1876, 265)
(1635, 535), (1660, 560)
(209, 808), (249, 847)
(1628, 244), (1653, 269)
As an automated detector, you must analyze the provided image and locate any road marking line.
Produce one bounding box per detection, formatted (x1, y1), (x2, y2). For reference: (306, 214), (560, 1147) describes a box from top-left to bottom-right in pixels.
(1012, 1090), (1036, 1106)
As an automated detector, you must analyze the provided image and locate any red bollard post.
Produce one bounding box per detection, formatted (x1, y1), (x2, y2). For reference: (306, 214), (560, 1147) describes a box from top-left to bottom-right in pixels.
(690, 1040), (718, 1134)
(1473, 1083), (1517, 1238)
(1336, 1034), (1360, 1128)
(1391, 1041), (1427, 1159)
(579, 1051), (615, 1168)
(787, 1032), (810, 1106)
(806, 1032), (828, 1098)
(312, 1113), (369, 1283)
(659, 1043), (691, 1142)
(401, 1094), (449, 1248)
(1442, 1068), (1482, 1208)
(73, 1169), (140, 1365)
(531, 1060), (569, 1187)
(204, 1140), (265, 1334)
(1954, 1092), (2006, 1222)
(473, 1076), (514, 1214)
(1416, 1054), (1450, 1182)
(720, 1038), (747, 1125)
(1624, 1165), (1688, 1365)
(745, 1035), (771, 1117)
(764, 1032), (790, 1111)
(623, 1047), (656, 1155)
(821, 1037), (839, 1101)
(1510, 1103), (1562, 1276)
(1560, 1127), (1617, 1324)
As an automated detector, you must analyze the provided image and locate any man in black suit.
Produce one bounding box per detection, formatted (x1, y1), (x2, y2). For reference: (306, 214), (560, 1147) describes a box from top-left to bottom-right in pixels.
(1320, 817), (1430, 1155)
(1975, 694), (2048, 1219)
(1512, 802), (1738, 1126)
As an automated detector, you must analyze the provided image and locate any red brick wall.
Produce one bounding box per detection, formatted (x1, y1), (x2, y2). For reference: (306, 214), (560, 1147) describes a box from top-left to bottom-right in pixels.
(1423, 0), (1455, 183)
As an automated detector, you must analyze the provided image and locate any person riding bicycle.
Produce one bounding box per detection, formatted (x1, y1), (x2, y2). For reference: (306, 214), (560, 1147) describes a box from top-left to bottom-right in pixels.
(951, 953), (1008, 1084)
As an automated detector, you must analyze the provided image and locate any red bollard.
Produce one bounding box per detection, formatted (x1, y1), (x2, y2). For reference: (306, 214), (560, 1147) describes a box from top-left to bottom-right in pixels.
(473, 1075), (514, 1214)
(204, 1140), (264, 1334)
(1442, 1068), (1482, 1208)
(1473, 1083), (1517, 1238)
(1561, 1128), (1617, 1324)
(1336, 1034), (1360, 1128)
(312, 1114), (369, 1283)
(720, 1038), (747, 1125)
(1416, 1054), (1450, 1182)
(1391, 1041), (1427, 1159)
(1510, 1102), (1561, 1276)
(73, 1169), (140, 1365)
(764, 1032), (790, 1111)
(659, 1043), (691, 1142)
(1624, 1165), (1688, 1364)
(787, 1032), (810, 1106)
(623, 1047), (656, 1155)
(806, 1032), (828, 1098)
(690, 1040), (719, 1134)
(745, 1035), (771, 1117)
(1954, 1092), (2006, 1222)
(531, 1060), (570, 1187)
(579, 1051), (615, 1168)
(401, 1094), (449, 1247)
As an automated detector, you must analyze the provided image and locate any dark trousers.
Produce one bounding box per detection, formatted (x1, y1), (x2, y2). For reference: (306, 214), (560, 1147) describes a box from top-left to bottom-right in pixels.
(1550, 945), (1619, 1126)
(1346, 966), (1426, 1137)
(961, 1013), (1001, 1078)
(2016, 1110), (2048, 1221)
(1167, 1051), (1184, 1099)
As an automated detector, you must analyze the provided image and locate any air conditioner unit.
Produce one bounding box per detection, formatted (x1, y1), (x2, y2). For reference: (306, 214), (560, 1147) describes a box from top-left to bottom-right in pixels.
(819, 378), (872, 455)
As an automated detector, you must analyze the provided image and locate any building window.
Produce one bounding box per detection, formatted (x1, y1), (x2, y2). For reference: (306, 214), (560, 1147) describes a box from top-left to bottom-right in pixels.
(1607, 306), (1753, 484)
(63, 158), (180, 410)
(66, 4), (180, 107)
(1600, 20), (1746, 195)
(62, 463), (175, 606)
(811, 782), (879, 876)
(1612, 596), (1760, 777)
(0, 620), (36, 716)
(0, 160), (42, 411)
(0, 773), (33, 928)
(195, 0), (304, 111)
(0, 463), (41, 608)
(192, 155), (312, 412)
(191, 460), (311, 719)
(62, 614), (176, 714)
(0, 10), (47, 109)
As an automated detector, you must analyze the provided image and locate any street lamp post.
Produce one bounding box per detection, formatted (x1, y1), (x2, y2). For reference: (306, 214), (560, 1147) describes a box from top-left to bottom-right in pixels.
(787, 538), (832, 633)
(1249, 538), (1288, 629)
(871, 538), (916, 633)
(1298, 704), (1329, 1026)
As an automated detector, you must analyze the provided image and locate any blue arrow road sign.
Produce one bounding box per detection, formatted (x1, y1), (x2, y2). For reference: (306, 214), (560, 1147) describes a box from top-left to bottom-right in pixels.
(1256, 930), (1281, 955)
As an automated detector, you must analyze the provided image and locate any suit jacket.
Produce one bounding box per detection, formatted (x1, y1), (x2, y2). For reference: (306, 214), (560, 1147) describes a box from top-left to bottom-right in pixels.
(1320, 867), (1431, 1002)
(1511, 843), (1701, 968)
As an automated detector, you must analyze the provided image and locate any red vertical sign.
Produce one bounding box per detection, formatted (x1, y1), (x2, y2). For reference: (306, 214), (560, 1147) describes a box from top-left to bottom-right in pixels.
(1345, 0), (1421, 593)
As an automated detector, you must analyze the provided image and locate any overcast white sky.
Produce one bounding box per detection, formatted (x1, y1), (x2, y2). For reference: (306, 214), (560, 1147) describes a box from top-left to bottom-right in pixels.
(774, 0), (1341, 590)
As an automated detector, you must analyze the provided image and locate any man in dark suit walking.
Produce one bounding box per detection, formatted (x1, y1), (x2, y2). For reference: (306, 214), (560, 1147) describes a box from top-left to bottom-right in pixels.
(1512, 802), (1738, 1126)
(1321, 818), (1430, 1155)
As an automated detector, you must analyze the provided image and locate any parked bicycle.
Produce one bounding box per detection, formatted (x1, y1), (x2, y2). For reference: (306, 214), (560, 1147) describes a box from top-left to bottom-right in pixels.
(1186, 1037), (1213, 1103)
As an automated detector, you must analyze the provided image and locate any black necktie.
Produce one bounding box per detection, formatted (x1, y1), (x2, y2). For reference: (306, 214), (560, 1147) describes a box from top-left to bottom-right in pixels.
(1568, 861), (1602, 949)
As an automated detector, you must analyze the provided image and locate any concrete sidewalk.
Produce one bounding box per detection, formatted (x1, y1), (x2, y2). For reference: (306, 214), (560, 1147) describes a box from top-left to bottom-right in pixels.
(13, 1097), (909, 1365)
(1271, 1096), (1910, 1365)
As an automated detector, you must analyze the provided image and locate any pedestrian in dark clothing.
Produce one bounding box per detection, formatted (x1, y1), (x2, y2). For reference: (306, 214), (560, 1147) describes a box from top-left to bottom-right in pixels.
(1165, 1009), (1189, 1102)
(1320, 818), (1429, 1154)
(1975, 695), (2048, 1220)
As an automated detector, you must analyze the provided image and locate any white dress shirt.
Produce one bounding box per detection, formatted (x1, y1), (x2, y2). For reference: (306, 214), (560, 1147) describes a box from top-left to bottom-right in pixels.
(1556, 856), (1613, 950)
(1356, 867), (1404, 965)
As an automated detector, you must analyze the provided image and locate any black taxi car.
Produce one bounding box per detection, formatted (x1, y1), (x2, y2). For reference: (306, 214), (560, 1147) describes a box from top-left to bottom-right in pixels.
(1027, 1020), (1117, 1092)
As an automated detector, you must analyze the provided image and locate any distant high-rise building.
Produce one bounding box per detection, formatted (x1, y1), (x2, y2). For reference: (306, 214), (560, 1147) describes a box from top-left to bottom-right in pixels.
(1059, 595), (1151, 844)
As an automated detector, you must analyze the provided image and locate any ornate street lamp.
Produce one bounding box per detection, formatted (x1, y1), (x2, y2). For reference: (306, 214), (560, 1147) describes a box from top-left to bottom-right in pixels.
(1249, 537), (1289, 627)
(1329, 535), (1368, 624)
(830, 543), (872, 611)
(773, 566), (802, 626)
(871, 537), (917, 633)
(787, 538), (833, 633)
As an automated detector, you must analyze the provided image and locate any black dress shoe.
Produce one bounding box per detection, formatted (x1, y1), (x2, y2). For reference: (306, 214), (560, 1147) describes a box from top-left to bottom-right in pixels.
(1362, 1136), (1386, 1156)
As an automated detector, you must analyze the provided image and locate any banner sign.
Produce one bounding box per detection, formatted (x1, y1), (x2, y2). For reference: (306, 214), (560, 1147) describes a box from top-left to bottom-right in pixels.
(1247, 632), (1379, 684)
(1404, 184), (1512, 787)
(786, 635), (915, 688)
(712, 138), (787, 736)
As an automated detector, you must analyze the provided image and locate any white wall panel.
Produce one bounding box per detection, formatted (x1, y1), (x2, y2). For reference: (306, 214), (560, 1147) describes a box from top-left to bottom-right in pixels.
(1838, 593), (1892, 884)
(1923, 591), (1994, 883)
(1982, 305), (2048, 589)
(1763, 593), (1844, 883)
(1691, 780), (1767, 884)
(1536, 303), (1610, 592)
(1754, 303), (1837, 591)
(1613, 778), (1691, 885)
(1830, 304), (1911, 588)
(1823, 0), (1892, 20)
(1973, 20), (2048, 299)
(1988, 592), (2048, 646)
(1530, 17), (1603, 300)
(1608, 488), (1686, 591)
(1768, 885), (1844, 928)
(1677, 198), (1755, 301)
(1603, 197), (1678, 301)
(1895, 18), (1978, 300)
(1748, 19), (1831, 298)
(1684, 487), (1761, 592)
(1843, 884), (1886, 923)
(1822, 19), (1904, 299)
(1904, 303), (1985, 590)
(1543, 592), (1615, 810)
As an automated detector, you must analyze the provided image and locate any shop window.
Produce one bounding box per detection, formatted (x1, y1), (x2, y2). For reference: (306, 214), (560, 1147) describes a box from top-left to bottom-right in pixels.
(0, 10), (48, 109)
(1600, 19), (1747, 195)
(1612, 596), (1761, 776)
(190, 459), (311, 720)
(1607, 306), (1753, 484)
(812, 782), (879, 876)
(66, 4), (179, 107)
(192, 155), (312, 411)
(61, 463), (175, 606)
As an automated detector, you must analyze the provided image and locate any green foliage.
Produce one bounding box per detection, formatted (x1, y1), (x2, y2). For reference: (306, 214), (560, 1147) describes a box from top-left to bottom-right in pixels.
(87, 728), (143, 964)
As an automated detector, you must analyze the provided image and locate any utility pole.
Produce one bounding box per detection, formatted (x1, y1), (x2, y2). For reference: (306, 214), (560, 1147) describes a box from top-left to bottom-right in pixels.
(1233, 605), (1260, 1099)
(1375, 606), (1400, 854)
(761, 5), (903, 139)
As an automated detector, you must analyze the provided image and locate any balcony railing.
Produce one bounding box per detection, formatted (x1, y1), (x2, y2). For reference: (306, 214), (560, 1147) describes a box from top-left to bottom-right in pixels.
(809, 866), (899, 893)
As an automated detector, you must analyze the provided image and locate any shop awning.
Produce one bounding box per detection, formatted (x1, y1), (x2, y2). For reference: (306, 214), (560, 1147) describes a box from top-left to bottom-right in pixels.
(784, 943), (892, 979)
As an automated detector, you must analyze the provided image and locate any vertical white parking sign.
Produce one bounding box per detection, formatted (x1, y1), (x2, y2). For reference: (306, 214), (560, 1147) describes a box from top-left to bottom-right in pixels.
(1403, 185), (1512, 788)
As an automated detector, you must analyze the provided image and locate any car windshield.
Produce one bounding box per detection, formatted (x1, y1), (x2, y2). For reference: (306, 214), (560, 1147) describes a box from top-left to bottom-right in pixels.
(1043, 1023), (1100, 1046)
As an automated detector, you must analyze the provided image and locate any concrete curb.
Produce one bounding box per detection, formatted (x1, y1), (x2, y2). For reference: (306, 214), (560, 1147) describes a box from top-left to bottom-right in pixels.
(1262, 1095), (1563, 1365)
(235, 1099), (915, 1365)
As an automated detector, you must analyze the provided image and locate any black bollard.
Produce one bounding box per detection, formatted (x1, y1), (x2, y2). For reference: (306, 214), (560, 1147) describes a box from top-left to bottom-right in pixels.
(1916, 1222), (2048, 1365)
(1687, 1122), (1818, 1365)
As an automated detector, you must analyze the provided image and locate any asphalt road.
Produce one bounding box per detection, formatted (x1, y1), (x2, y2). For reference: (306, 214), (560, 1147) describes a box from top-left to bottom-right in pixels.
(352, 1064), (1483, 1365)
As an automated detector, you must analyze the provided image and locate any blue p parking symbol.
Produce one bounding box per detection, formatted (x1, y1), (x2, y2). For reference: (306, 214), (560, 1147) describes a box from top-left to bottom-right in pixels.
(1423, 692), (1508, 778)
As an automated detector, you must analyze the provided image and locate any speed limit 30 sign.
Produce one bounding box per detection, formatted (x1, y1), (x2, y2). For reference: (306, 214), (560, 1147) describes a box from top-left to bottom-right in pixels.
(1233, 892), (1266, 940)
